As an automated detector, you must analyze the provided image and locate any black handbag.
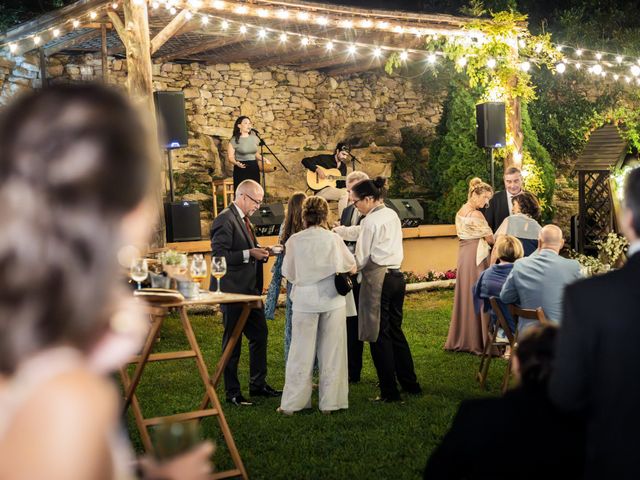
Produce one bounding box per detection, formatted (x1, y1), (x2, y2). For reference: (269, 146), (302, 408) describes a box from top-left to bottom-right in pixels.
(334, 272), (353, 296)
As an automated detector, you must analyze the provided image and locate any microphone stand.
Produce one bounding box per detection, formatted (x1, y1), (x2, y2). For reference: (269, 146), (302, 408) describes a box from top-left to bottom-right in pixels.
(253, 130), (289, 197)
(347, 151), (361, 172)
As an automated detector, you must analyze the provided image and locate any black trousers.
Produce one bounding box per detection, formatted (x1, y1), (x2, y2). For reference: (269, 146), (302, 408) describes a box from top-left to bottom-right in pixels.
(370, 271), (421, 400)
(347, 279), (364, 382)
(221, 303), (268, 398)
(233, 161), (260, 191)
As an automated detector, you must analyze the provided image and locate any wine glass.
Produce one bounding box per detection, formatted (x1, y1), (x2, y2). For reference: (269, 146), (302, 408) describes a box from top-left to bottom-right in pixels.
(211, 256), (227, 295)
(130, 258), (149, 290)
(190, 254), (208, 292)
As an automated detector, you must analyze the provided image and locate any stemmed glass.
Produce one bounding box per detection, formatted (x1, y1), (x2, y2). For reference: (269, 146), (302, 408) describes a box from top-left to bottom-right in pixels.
(211, 256), (227, 295)
(190, 254), (208, 293)
(130, 258), (149, 290)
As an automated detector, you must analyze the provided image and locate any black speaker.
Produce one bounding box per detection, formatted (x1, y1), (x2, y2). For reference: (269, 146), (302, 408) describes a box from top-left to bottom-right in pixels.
(384, 199), (424, 227)
(476, 102), (506, 148)
(249, 204), (285, 237)
(154, 91), (188, 149)
(165, 201), (201, 242)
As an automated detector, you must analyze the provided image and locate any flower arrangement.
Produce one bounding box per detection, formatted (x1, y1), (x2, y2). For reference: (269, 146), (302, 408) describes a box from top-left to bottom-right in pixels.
(568, 233), (628, 276)
(594, 232), (628, 268)
(403, 269), (457, 284)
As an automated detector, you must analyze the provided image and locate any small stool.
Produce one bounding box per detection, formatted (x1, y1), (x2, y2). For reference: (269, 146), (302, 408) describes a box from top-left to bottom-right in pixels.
(212, 178), (234, 217)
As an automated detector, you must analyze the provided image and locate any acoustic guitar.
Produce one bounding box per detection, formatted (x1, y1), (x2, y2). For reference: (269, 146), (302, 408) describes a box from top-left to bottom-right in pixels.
(306, 168), (346, 191)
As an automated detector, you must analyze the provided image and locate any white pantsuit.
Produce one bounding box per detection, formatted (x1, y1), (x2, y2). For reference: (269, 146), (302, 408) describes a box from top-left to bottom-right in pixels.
(280, 226), (356, 413)
(280, 306), (349, 412)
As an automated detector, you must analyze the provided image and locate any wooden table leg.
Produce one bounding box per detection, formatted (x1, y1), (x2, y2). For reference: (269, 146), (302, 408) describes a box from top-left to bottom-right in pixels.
(179, 306), (249, 480)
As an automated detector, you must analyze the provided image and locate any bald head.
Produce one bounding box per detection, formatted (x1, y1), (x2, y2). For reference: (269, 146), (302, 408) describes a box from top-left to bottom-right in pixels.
(539, 225), (564, 252)
(234, 179), (263, 216)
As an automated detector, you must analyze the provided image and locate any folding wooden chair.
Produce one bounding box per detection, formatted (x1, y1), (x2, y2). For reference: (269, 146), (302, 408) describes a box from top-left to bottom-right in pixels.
(477, 297), (517, 390)
(500, 304), (549, 393)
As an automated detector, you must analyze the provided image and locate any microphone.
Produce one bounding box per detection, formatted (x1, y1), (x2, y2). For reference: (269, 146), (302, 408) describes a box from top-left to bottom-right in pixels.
(250, 128), (261, 136)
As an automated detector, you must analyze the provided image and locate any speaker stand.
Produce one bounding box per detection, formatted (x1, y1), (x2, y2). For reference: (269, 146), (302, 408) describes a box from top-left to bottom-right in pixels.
(489, 147), (495, 189)
(166, 148), (176, 203)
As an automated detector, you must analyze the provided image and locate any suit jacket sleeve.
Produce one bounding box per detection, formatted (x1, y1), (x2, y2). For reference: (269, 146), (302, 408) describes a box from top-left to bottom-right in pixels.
(483, 195), (498, 232)
(210, 213), (246, 266)
(499, 267), (519, 305)
(423, 402), (476, 479)
(548, 283), (591, 412)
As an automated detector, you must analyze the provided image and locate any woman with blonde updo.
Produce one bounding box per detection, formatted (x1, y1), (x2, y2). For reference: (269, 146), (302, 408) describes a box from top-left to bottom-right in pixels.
(280, 196), (356, 414)
(445, 177), (495, 354)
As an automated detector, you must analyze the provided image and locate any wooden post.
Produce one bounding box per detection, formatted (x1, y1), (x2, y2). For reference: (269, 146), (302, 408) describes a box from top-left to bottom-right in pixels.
(38, 47), (47, 88)
(505, 33), (523, 169)
(122, 0), (166, 247)
(101, 23), (108, 83)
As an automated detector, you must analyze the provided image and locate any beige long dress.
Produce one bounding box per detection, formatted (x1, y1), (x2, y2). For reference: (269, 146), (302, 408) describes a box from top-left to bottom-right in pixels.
(445, 213), (492, 355)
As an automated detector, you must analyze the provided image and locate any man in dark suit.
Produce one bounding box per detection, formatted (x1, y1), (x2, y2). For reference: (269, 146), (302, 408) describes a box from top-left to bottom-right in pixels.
(210, 179), (281, 406)
(334, 170), (369, 383)
(483, 166), (523, 231)
(549, 167), (640, 479)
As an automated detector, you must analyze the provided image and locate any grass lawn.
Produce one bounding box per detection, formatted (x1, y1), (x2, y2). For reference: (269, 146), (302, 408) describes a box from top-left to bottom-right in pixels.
(127, 289), (506, 479)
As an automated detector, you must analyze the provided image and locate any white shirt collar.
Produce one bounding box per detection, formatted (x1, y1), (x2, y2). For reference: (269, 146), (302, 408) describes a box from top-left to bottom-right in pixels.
(232, 202), (245, 219)
(628, 240), (640, 258)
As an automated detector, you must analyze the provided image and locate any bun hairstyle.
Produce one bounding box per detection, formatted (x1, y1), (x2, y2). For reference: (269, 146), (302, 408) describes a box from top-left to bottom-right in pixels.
(468, 177), (493, 200)
(0, 84), (152, 374)
(351, 176), (388, 201)
(302, 196), (329, 229)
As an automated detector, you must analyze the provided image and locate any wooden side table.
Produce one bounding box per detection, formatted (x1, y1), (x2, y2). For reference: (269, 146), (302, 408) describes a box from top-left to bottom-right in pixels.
(212, 178), (235, 217)
(122, 290), (263, 480)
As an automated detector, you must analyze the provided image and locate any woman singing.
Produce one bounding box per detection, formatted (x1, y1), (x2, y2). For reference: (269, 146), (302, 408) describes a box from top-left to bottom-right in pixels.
(351, 177), (422, 402)
(228, 116), (270, 190)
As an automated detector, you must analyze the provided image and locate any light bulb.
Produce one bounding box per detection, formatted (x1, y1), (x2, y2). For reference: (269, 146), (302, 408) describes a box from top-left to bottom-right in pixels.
(575, 49), (583, 56)
(592, 64), (603, 75)
(212, 1), (224, 9)
(427, 54), (437, 64)
(257, 9), (268, 18)
(185, 11), (192, 20)
(457, 57), (467, 67)
(169, 7), (176, 14)
(520, 61), (530, 72)
(596, 52), (602, 60)
(325, 41), (334, 51)
(90, 11), (97, 19)
(486, 58), (496, 69)
(53, 28), (60, 37)
(555, 62), (566, 73)
(341, 19), (353, 29)
(201, 15), (209, 25)
(301, 37), (310, 46)
(239, 25), (247, 34)
(277, 9), (289, 19)
(9, 43), (17, 53)
(372, 47), (382, 58)
(220, 20), (228, 29)
(235, 5), (248, 14)
(111, 2), (118, 9)
(72, 19), (80, 28)
(631, 65), (640, 76)
(316, 16), (328, 26)
(257, 28), (267, 39)
(297, 11), (309, 21)
(33, 36), (41, 45)
(360, 19), (373, 28)
(279, 33), (287, 42)
(616, 55), (623, 63)
(347, 44), (357, 55)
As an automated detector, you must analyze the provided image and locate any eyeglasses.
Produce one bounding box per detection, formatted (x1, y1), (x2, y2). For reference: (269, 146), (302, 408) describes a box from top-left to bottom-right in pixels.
(244, 192), (262, 206)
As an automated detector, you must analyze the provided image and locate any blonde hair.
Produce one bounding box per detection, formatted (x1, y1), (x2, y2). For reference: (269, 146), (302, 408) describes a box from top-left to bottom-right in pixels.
(346, 171), (369, 184)
(302, 196), (329, 229)
(468, 177), (493, 200)
(495, 235), (524, 263)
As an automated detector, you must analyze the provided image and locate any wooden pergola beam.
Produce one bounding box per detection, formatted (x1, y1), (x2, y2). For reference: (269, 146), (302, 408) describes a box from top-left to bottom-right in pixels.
(320, 58), (384, 76)
(44, 28), (102, 56)
(153, 35), (242, 63)
(150, 9), (191, 55)
(107, 10), (127, 47)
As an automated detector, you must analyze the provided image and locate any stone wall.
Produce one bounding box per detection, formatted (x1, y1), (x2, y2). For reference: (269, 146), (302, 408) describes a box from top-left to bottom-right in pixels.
(0, 51), (446, 233)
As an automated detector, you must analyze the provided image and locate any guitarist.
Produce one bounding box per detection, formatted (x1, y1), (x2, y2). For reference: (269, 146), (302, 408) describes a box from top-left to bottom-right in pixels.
(301, 142), (350, 216)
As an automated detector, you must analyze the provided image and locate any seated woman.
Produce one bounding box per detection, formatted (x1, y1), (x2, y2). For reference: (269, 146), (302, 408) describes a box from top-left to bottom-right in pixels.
(279, 197), (356, 414)
(495, 191), (542, 256)
(474, 235), (524, 335)
(424, 325), (585, 479)
(0, 85), (212, 480)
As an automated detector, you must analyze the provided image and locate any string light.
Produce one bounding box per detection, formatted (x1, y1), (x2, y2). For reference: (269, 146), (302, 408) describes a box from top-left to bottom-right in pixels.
(399, 50), (408, 61)
(111, 2), (118, 9)
(185, 11), (193, 20)
(341, 19), (353, 29)
(361, 19), (373, 28)
(277, 9), (289, 19)
(234, 5), (248, 15)
(239, 25), (247, 34)
(616, 55), (623, 63)
(631, 65), (640, 77)
(486, 57), (496, 69)
(297, 11), (309, 21)
(257, 9), (269, 18)
(301, 37), (310, 46)
(9, 43), (16, 53)
(520, 61), (530, 72)
(279, 32), (287, 43)
(33, 36), (41, 45)
(347, 44), (357, 55)
(372, 47), (382, 58)
(325, 40), (334, 51)
(556, 62), (566, 73)
(212, 1), (225, 10)
(89, 11), (97, 20)
(257, 28), (267, 39)
(170, 7), (177, 15)
(316, 16), (328, 26)
(575, 49), (583, 56)
(152, 2), (159, 9)
(427, 53), (437, 64)
(595, 52), (602, 60)
(201, 15), (209, 25)
(53, 28), (60, 37)
(220, 20), (228, 29)
(457, 57), (467, 67)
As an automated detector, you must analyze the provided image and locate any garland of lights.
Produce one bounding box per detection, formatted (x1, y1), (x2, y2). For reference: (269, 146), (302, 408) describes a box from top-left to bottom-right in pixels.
(2, 0), (640, 88)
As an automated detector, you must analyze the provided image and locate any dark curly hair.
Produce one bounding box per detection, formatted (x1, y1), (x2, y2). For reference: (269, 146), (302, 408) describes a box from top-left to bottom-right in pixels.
(302, 196), (329, 229)
(512, 191), (541, 222)
(0, 84), (152, 374)
(515, 324), (558, 391)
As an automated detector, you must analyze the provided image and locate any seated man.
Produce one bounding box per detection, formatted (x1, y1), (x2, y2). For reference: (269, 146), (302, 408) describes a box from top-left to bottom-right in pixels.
(500, 225), (582, 330)
(302, 142), (350, 216)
